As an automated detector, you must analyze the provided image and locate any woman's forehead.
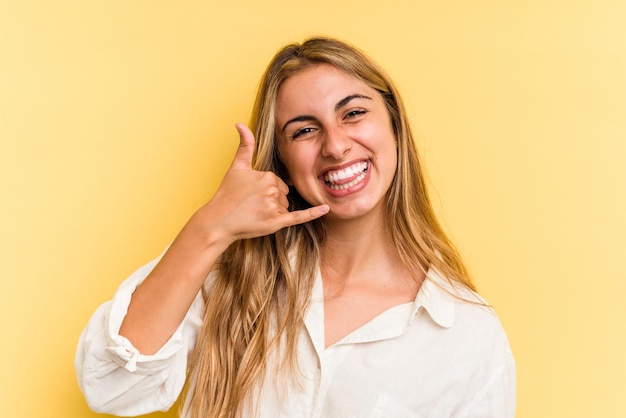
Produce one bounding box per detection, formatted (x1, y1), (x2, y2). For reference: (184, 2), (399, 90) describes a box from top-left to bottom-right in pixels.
(276, 65), (376, 115)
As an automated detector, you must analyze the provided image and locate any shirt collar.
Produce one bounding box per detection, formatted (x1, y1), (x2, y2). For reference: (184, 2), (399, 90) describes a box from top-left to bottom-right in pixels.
(411, 267), (462, 329)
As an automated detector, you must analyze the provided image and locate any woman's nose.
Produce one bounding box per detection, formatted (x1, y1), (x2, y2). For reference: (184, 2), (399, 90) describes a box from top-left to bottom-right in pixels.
(321, 127), (351, 159)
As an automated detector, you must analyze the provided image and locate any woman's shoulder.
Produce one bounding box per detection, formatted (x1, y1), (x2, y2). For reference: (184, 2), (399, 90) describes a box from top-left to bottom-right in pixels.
(422, 267), (509, 340)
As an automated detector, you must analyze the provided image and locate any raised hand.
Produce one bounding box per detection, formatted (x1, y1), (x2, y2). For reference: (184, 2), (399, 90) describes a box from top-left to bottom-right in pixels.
(192, 123), (329, 245)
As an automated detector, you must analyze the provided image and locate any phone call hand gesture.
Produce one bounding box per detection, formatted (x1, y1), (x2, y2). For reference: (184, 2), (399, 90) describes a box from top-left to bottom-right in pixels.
(191, 123), (329, 247)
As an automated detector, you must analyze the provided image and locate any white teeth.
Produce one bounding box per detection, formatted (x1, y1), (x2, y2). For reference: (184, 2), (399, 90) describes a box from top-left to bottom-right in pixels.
(323, 161), (368, 190)
(327, 172), (367, 190)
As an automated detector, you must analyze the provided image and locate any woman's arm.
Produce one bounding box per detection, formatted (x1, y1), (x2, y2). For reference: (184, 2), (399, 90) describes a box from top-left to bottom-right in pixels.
(118, 123), (329, 354)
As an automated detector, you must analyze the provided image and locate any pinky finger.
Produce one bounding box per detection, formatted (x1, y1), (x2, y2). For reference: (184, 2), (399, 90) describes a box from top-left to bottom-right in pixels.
(281, 204), (330, 227)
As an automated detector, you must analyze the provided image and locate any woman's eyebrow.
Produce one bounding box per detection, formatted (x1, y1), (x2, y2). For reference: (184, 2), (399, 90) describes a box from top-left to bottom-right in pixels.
(335, 94), (372, 111)
(281, 115), (316, 133)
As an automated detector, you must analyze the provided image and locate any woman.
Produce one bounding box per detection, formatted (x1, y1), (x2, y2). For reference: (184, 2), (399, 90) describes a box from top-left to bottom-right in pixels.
(76, 37), (515, 417)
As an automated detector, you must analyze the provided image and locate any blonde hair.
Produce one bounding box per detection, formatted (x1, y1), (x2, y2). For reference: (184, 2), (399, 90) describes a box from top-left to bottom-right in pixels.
(186, 36), (474, 418)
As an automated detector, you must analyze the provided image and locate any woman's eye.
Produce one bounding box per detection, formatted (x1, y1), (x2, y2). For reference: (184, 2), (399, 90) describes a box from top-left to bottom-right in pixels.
(345, 109), (367, 119)
(291, 127), (316, 140)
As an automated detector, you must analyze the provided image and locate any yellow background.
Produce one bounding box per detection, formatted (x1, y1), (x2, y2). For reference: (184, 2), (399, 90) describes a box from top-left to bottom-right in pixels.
(1, 1), (624, 417)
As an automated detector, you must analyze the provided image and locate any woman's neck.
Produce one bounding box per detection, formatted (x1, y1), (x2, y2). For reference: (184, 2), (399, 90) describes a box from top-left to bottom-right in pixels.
(320, 213), (403, 286)
(318, 212), (422, 347)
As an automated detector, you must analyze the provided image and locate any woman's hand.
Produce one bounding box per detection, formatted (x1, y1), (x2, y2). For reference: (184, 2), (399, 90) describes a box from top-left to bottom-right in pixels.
(190, 123), (329, 246)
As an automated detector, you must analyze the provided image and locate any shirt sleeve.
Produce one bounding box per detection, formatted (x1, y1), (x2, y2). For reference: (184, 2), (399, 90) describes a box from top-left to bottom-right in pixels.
(74, 256), (206, 415)
(459, 325), (517, 418)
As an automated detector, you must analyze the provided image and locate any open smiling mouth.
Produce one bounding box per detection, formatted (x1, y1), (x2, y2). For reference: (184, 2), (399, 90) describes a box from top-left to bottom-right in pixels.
(323, 161), (369, 191)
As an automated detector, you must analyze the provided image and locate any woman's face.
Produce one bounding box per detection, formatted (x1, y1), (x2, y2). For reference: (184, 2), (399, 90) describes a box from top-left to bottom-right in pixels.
(276, 64), (397, 222)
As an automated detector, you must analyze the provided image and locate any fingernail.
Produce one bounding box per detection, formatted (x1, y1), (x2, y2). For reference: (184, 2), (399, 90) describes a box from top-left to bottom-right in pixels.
(318, 205), (330, 215)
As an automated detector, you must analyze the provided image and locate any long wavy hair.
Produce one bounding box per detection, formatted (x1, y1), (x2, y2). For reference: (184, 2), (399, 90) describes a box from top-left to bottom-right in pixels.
(185, 36), (474, 418)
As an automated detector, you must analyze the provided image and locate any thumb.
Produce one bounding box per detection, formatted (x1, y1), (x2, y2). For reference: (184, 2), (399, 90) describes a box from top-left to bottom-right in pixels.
(231, 122), (255, 170)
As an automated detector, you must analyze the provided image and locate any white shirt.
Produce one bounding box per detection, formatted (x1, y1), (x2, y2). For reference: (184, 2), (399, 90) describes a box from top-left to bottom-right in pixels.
(76, 257), (516, 417)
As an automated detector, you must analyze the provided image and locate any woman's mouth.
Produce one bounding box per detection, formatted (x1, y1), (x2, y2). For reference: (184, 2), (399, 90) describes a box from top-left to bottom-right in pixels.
(322, 161), (369, 191)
